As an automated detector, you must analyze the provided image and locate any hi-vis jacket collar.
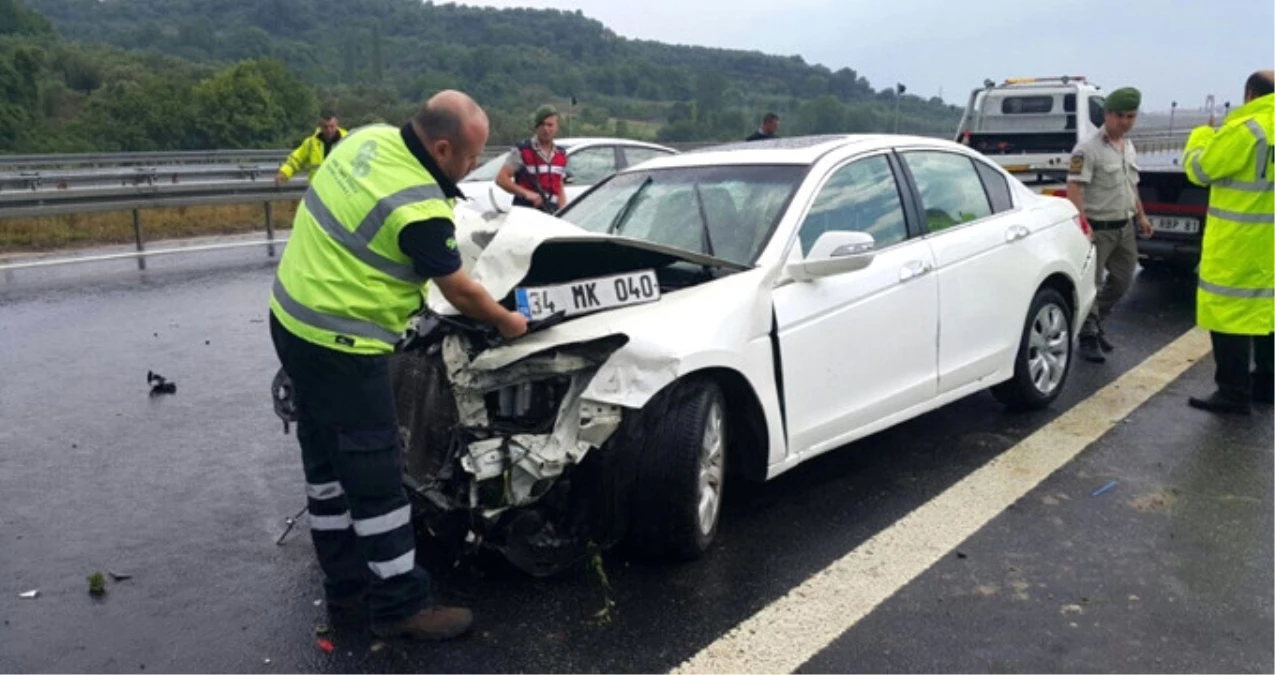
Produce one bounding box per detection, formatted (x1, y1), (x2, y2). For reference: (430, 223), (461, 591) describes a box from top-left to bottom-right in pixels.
(400, 123), (466, 201)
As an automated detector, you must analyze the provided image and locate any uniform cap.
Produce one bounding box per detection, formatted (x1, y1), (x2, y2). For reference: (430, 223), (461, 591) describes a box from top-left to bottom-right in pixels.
(533, 104), (559, 127)
(1104, 87), (1141, 113)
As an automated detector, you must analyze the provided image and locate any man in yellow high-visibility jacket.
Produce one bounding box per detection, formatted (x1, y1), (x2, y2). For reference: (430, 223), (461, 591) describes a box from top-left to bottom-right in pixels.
(1183, 70), (1275, 415)
(270, 91), (527, 640)
(274, 112), (348, 185)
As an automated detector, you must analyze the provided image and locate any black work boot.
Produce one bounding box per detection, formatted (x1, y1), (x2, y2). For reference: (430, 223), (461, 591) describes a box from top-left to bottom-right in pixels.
(1188, 391), (1252, 415)
(371, 606), (474, 641)
(1079, 335), (1106, 363)
(1252, 377), (1274, 404)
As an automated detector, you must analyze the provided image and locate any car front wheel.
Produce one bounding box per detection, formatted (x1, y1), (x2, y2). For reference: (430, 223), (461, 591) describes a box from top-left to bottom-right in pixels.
(992, 287), (1073, 410)
(629, 377), (727, 560)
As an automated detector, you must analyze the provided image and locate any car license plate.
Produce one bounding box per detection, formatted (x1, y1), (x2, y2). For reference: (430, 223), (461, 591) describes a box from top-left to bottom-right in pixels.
(515, 270), (660, 320)
(1149, 215), (1200, 234)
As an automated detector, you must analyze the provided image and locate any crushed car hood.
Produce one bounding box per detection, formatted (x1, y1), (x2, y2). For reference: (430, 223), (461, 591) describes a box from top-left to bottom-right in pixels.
(432, 206), (750, 313)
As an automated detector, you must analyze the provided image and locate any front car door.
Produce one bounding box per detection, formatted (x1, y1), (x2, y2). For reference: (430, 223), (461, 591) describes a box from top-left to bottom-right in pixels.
(772, 151), (939, 459)
(898, 149), (1038, 393)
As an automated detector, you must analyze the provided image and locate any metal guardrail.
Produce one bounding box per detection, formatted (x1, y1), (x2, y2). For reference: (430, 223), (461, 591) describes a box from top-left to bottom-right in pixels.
(0, 181), (306, 272)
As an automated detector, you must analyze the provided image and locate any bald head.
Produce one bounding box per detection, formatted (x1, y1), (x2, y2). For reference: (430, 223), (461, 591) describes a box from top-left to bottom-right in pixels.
(411, 90), (490, 183)
(1245, 70), (1274, 102)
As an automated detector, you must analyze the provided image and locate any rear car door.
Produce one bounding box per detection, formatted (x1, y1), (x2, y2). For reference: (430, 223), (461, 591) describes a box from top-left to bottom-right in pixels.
(773, 152), (939, 458)
(564, 145), (620, 202)
(897, 149), (1039, 393)
(619, 145), (676, 170)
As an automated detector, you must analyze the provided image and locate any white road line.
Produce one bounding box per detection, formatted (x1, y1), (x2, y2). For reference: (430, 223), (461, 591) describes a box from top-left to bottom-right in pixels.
(673, 328), (1212, 675)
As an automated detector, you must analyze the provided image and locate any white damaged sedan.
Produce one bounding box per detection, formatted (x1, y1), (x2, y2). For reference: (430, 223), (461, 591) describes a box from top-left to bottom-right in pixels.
(391, 134), (1096, 575)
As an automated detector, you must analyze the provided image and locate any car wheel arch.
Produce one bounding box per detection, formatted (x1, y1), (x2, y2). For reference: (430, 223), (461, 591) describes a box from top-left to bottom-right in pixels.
(639, 366), (771, 485)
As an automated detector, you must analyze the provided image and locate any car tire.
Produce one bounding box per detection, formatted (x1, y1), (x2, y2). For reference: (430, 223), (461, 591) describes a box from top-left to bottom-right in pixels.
(629, 377), (727, 561)
(991, 287), (1073, 411)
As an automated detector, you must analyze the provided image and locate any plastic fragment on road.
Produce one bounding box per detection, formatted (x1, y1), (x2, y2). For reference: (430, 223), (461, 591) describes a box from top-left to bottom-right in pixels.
(147, 370), (177, 396)
(316, 639), (335, 654)
(18, 590), (39, 599)
(1091, 480), (1119, 497)
(108, 571), (133, 581)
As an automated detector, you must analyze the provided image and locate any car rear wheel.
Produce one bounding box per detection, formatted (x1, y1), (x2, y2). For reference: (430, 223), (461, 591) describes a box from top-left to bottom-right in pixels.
(629, 377), (727, 560)
(992, 287), (1072, 411)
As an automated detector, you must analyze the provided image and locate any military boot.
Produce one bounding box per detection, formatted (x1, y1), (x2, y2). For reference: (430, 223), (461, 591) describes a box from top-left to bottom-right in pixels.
(1252, 376), (1274, 404)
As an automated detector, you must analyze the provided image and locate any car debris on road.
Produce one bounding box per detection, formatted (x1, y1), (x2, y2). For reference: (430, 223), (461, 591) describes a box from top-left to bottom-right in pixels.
(147, 370), (176, 396)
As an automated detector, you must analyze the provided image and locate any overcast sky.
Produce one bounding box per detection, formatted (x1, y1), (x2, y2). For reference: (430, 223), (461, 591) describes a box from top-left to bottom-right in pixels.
(462, 0), (1273, 112)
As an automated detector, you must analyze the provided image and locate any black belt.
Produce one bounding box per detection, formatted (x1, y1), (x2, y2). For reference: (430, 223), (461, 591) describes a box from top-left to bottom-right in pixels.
(1088, 218), (1130, 231)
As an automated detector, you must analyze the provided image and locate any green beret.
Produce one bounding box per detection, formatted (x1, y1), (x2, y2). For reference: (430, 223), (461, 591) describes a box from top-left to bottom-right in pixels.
(533, 104), (558, 127)
(1104, 87), (1141, 113)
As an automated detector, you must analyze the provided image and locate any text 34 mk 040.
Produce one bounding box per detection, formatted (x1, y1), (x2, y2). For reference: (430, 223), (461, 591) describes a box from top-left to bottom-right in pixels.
(515, 269), (661, 320)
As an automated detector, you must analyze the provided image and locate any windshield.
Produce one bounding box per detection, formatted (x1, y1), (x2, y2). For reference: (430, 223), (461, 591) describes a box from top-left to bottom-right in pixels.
(558, 165), (806, 265)
(462, 154), (507, 182)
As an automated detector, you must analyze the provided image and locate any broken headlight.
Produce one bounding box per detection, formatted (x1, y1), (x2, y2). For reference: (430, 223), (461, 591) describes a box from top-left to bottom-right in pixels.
(483, 376), (572, 433)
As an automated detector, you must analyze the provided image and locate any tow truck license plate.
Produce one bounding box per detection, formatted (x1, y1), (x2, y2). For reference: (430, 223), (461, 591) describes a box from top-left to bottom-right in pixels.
(515, 270), (660, 320)
(1149, 215), (1200, 234)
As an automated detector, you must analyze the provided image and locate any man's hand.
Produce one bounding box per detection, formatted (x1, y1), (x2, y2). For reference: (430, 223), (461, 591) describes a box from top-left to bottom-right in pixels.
(274, 171), (288, 187)
(496, 311), (529, 339)
(434, 269), (529, 339)
(523, 190), (543, 208)
(1137, 214), (1155, 238)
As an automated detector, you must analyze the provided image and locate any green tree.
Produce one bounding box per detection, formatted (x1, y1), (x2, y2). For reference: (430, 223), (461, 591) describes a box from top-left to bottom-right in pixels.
(192, 62), (288, 148)
(0, 0), (52, 37)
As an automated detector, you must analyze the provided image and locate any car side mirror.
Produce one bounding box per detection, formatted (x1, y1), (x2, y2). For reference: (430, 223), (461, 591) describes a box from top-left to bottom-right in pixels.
(786, 231), (876, 282)
(563, 173), (575, 185)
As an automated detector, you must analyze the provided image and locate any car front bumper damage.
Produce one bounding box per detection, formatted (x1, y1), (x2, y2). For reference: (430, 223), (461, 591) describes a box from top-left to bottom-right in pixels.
(403, 331), (635, 575)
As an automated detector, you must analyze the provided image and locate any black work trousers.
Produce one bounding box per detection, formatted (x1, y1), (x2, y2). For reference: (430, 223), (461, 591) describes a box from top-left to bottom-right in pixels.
(270, 313), (430, 622)
(1210, 331), (1275, 402)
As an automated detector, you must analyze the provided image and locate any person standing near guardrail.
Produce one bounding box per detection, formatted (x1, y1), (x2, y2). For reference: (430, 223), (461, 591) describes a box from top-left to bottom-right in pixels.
(274, 112), (347, 186)
(495, 104), (569, 213)
(268, 90), (527, 641)
(1182, 70), (1275, 415)
(1065, 87), (1156, 363)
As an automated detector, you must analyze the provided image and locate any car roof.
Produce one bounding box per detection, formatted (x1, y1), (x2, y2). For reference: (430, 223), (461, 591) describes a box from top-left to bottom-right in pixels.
(557, 137), (675, 152)
(626, 134), (962, 169)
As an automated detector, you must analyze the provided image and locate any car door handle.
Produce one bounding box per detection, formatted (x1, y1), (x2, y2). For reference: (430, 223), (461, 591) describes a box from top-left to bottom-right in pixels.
(899, 260), (932, 281)
(1005, 225), (1031, 242)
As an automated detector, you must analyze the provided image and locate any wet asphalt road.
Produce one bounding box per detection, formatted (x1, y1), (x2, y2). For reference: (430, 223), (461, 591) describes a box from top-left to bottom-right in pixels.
(0, 250), (1270, 673)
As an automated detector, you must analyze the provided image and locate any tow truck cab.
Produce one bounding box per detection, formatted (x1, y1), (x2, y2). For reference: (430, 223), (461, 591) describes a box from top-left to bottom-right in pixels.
(954, 76), (1106, 179)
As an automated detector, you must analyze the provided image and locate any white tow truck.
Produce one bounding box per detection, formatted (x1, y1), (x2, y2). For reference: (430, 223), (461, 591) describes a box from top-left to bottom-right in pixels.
(955, 75), (1208, 273)
(953, 75), (1108, 181)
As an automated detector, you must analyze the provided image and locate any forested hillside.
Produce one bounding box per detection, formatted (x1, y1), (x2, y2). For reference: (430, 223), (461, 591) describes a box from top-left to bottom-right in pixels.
(5, 0), (963, 152)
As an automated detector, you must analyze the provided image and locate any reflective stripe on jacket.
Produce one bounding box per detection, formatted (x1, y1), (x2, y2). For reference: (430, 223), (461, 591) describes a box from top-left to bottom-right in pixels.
(1183, 94), (1274, 335)
(279, 127), (349, 179)
(270, 125), (455, 355)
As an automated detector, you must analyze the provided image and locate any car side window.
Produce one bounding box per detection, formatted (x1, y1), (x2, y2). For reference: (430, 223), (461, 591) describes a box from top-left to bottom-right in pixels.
(566, 146), (618, 184)
(973, 160), (1014, 213)
(622, 146), (674, 168)
(901, 151), (993, 233)
(796, 154), (908, 256)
